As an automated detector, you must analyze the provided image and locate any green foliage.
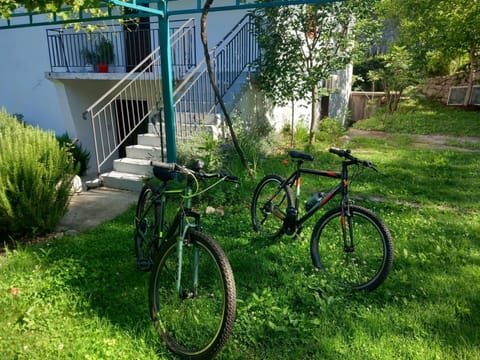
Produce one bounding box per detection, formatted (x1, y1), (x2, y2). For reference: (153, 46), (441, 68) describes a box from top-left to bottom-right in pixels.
(0, 110), (75, 238)
(252, 0), (376, 143)
(56, 132), (91, 176)
(379, 0), (480, 77)
(367, 46), (418, 113)
(96, 36), (114, 64)
(316, 117), (347, 145)
(81, 47), (97, 65)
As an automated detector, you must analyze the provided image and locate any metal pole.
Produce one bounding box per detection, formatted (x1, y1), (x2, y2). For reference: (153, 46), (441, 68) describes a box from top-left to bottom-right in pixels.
(158, 1), (177, 162)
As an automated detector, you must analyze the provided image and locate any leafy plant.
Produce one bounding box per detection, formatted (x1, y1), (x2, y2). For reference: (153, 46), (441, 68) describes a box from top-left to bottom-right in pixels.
(96, 37), (114, 64)
(0, 110), (75, 238)
(80, 48), (96, 65)
(56, 132), (91, 176)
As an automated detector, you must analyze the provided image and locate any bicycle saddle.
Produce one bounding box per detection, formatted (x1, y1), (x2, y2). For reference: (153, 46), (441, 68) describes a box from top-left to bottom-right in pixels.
(153, 166), (175, 182)
(289, 150), (314, 161)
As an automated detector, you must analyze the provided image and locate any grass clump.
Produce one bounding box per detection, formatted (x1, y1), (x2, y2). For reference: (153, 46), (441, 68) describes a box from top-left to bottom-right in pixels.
(0, 109), (75, 239)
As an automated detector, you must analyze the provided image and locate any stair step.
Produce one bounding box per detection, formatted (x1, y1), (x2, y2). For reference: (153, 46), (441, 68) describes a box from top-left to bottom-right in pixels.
(113, 158), (152, 175)
(138, 133), (163, 147)
(101, 171), (148, 192)
(126, 144), (164, 160)
(148, 122), (165, 134)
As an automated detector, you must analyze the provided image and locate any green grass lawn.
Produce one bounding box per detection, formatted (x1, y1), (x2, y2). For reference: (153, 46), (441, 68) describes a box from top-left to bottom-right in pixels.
(1, 99), (479, 359)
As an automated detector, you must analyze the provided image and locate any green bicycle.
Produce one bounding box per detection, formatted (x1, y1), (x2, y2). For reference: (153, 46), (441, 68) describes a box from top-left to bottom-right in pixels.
(134, 159), (238, 359)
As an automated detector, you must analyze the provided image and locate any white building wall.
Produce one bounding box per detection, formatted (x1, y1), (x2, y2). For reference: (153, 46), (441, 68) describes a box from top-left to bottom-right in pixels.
(0, 25), (65, 134)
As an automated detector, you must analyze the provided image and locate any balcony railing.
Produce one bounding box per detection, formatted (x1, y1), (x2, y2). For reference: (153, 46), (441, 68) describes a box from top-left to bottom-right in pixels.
(46, 19), (196, 79)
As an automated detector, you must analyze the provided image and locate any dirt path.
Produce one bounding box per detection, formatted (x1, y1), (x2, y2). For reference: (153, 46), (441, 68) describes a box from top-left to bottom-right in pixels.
(347, 129), (480, 151)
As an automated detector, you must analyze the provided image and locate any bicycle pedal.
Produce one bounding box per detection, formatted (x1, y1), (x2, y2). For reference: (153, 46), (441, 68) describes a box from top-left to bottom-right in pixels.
(136, 259), (152, 272)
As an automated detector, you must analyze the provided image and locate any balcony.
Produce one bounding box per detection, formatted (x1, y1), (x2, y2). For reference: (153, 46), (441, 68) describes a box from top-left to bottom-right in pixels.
(46, 19), (196, 81)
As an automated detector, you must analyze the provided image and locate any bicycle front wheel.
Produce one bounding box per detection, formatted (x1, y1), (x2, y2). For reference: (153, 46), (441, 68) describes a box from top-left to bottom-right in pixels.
(134, 183), (159, 271)
(149, 230), (236, 359)
(310, 205), (393, 291)
(251, 174), (293, 239)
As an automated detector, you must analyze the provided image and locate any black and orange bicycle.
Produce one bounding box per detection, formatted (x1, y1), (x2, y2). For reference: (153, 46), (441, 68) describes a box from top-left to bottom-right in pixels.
(251, 148), (393, 291)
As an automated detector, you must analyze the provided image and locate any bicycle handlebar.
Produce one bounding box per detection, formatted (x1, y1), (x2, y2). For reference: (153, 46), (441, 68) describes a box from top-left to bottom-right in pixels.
(151, 160), (239, 183)
(329, 148), (376, 170)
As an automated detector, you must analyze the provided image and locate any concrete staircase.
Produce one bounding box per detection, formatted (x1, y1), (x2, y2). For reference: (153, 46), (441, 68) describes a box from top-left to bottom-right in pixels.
(99, 73), (250, 192)
(100, 122), (164, 192)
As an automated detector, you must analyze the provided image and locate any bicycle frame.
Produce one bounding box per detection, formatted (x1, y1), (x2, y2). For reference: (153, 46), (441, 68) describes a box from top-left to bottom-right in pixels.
(282, 159), (354, 230)
(152, 177), (203, 295)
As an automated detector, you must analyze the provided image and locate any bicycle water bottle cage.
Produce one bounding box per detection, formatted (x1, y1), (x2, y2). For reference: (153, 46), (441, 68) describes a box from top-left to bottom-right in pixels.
(153, 167), (175, 182)
(289, 150), (314, 162)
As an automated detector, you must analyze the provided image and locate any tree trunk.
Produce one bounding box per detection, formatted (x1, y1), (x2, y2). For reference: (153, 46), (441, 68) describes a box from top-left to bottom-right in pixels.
(309, 85), (317, 145)
(201, 0), (252, 174)
(463, 44), (476, 107)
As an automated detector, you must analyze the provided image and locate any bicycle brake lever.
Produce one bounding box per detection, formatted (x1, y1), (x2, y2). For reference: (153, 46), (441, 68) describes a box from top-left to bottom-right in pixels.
(362, 160), (378, 172)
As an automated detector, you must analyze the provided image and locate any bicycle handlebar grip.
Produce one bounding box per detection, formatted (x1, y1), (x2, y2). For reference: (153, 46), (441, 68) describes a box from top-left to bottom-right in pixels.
(150, 160), (176, 171)
(329, 148), (351, 157)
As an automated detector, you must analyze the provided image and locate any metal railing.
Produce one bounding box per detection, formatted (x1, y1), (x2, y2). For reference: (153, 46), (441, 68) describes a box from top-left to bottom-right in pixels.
(173, 14), (259, 140)
(84, 19), (195, 174)
(46, 18), (196, 76)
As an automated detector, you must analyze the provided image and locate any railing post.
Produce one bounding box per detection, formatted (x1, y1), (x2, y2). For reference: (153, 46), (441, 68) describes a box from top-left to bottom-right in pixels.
(158, 3), (177, 163)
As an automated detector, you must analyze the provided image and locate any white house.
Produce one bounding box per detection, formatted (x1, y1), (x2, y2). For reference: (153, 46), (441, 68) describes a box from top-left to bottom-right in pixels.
(0, 1), (352, 189)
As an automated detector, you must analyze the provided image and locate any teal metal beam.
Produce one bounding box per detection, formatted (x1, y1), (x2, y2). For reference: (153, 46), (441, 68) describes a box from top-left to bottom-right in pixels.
(157, 2), (177, 162)
(0, 5), (151, 30)
(109, 0), (165, 16)
(167, 0), (340, 15)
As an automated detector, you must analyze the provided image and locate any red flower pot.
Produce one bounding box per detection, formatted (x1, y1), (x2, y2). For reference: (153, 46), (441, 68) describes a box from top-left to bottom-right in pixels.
(98, 63), (109, 73)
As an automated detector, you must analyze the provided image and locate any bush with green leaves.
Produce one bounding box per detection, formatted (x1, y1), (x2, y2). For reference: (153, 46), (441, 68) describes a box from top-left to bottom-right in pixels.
(0, 109), (76, 239)
(316, 117), (347, 145)
(56, 132), (91, 176)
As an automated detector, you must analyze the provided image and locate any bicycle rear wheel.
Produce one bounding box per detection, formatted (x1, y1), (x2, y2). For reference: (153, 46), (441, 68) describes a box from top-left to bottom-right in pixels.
(134, 183), (159, 271)
(251, 174), (293, 239)
(310, 205), (393, 291)
(149, 229), (236, 359)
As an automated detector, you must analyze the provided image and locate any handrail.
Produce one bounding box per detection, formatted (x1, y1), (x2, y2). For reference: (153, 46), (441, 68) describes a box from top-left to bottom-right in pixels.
(173, 14), (258, 140)
(85, 18), (196, 175)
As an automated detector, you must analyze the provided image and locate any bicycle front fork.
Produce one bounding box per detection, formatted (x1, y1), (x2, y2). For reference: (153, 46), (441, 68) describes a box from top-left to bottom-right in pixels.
(341, 208), (355, 253)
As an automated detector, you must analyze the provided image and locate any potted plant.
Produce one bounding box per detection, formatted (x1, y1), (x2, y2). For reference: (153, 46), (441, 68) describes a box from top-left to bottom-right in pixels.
(96, 37), (114, 73)
(80, 48), (96, 72)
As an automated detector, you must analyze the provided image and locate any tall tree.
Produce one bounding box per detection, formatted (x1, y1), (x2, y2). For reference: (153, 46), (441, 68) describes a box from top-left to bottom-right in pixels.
(379, 0), (480, 105)
(253, 0), (376, 144)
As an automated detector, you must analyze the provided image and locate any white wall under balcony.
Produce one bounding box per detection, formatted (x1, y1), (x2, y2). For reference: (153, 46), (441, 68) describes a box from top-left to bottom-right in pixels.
(0, 26), (66, 135)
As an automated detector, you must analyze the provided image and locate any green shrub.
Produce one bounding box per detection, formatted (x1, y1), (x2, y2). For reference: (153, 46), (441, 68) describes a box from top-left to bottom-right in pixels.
(316, 117), (347, 145)
(0, 109), (76, 239)
(56, 132), (91, 176)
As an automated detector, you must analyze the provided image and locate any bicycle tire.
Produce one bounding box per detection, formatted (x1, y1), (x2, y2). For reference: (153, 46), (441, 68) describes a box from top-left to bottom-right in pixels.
(149, 229), (236, 359)
(251, 174), (294, 239)
(134, 183), (159, 271)
(310, 205), (393, 291)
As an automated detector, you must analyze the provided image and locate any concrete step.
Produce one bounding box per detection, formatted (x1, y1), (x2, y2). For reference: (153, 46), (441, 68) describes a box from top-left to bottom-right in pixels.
(100, 171), (147, 192)
(113, 157), (152, 176)
(148, 122), (165, 135)
(138, 133), (163, 147)
(126, 144), (164, 160)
